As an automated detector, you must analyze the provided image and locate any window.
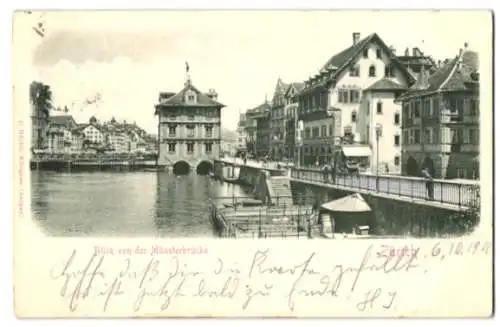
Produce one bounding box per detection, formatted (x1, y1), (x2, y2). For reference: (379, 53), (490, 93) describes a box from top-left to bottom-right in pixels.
(205, 126), (213, 137)
(463, 128), (470, 144)
(186, 125), (195, 137)
(376, 49), (382, 59)
(168, 125), (177, 136)
(394, 156), (400, 166)
(344, 125), (352, 136)
(414, 129), (421, 144)
(168, 142), (176, 152)
(384, 65), (395, 77)
(351, 110), (357, 123)
(394, 113), (400, 124)
(424, 128), (432, 144)
(349, 89), (360, 103)
(369, 65), (376, 77)
(321, 125), (327, 137)
(423, 99), (431, 116)
(205, 142), (213, 153)
(470, 129), (479, 144)
(349, 65), (360, 77)
(471, 99), (478, 115)
(338, 89), (360, 103)
(376, 102), (383, 114)
(457, 168), (468, 179)
(414, 101), (421, 118)
(312, 127), (319, 138)
(329, 125), (333, 136)
(305, 127), (311, 139)
(363, 49), (369, 58)
(394, 135), (400, 146)
(432, 98), (439, 116)
(188, 114), (195, 120)
(186, 143), (194, 153)
(338, 89), (349, 103)
(403, 130), (409, 145)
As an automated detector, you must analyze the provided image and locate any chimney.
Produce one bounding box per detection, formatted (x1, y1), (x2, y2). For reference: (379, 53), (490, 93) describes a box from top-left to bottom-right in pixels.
(404, 48), (410, 56)
(352, 32), (361, 45)
(415, 65), (429, 90)
(207, 88), (218, 101)
(412, 47), (419, 56)
(438, 60), (442, 68)
(389, 45), (396, 54)
(464, 42), (469, 51)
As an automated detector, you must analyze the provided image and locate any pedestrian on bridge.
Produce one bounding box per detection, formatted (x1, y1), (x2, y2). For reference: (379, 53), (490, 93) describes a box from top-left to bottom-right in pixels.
(422, 168), (434, 200)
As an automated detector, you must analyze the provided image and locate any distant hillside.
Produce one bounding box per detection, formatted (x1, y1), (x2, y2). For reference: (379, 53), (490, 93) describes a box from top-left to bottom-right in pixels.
(221, 128), (238, 141)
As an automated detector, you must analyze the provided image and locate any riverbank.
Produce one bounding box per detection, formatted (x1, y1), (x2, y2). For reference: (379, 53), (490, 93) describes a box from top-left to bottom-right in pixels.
(30, 159), (159, 172)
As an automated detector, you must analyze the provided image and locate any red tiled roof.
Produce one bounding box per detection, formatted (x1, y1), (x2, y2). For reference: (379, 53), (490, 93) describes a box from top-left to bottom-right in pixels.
(366, 78), (406, 91)
(156, 82), (225, 108)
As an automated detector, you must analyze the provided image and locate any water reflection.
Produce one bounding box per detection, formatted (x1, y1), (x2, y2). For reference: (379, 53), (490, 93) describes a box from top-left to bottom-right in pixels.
(30, 171), (251, 237)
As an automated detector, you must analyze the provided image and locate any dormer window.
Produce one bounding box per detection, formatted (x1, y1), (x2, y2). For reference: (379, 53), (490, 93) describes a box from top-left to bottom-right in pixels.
(369, 65), (376, 77)
(376, 48), (382, 59)
(363, 49), (369, 58)
(185, 90), (197, 104)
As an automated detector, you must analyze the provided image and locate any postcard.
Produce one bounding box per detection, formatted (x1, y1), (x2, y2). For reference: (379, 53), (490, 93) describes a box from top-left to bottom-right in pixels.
(13, 10), (493, 318)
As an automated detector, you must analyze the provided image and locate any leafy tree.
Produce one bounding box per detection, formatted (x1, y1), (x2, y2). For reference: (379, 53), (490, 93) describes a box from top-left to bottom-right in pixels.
(29, 81), (52, 148)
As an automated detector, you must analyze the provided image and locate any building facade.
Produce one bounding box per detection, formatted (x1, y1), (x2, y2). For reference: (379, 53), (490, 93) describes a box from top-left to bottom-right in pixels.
(270, 78), (289, 160)
(296, 32), (415, 170)
(245, 102), (271, 157)
(397, 44), (479, 179)
(154, 77), (225, 172)
(283, 82), (304, 162)
(236, 113), (247, 153)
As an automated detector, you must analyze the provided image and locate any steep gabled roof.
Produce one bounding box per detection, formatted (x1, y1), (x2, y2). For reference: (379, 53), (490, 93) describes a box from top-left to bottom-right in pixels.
(365, 78), (407, 92)
(396, 49), (478, 101)
(156, 81), (225, 108)
(50, 115), (77, 127)
(285, 82), (305, 97)
(246, 102), (271, 118)
(303, 33), (415, 93)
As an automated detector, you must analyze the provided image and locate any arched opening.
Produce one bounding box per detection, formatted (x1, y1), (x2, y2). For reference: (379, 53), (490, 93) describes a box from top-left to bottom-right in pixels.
(421, 156), (435, 177)
(173, 161), (191, 175)
(406, 156), (419, 177)
(196, 161), (213, 175)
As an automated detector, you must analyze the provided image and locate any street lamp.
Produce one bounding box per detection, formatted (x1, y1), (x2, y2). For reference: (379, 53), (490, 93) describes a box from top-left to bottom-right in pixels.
(375, 123), (382, 191)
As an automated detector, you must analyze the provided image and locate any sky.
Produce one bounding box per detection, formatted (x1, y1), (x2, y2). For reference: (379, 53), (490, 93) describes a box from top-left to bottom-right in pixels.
(23, 10), (491, 133)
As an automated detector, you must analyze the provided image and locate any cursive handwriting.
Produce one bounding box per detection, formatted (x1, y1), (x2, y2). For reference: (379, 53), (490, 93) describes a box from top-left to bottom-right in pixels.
(48, 243), (442, 313)
(332, 244), (419, 294)
(356, 288), (397, 311)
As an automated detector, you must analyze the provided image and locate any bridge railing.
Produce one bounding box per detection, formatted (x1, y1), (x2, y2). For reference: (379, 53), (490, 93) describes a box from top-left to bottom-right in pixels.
(291, 167), (480, 208)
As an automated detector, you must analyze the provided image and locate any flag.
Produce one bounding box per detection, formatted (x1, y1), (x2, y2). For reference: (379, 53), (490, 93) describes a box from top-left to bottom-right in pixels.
(185, 62), (190, 73)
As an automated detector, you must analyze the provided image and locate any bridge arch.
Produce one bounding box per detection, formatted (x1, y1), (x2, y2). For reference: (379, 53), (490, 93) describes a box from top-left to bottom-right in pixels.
(196, 160), (213, 175)
(421, 156), (435, 177)
(406, 156), (419, 177)
(173, 160), (191, 175)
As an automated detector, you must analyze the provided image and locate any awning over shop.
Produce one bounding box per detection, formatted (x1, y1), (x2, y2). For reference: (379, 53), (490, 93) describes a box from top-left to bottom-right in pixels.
(342, 146), (372, 157)
(320, 193), (372, 213)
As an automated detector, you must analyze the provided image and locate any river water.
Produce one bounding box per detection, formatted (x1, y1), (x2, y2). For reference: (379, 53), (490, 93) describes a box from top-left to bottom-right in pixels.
(30, 171), (252, 237)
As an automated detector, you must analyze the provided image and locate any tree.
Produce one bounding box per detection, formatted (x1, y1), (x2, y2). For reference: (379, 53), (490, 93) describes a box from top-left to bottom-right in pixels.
(29, 81), (52, 116)
(29, 81), (52, 148)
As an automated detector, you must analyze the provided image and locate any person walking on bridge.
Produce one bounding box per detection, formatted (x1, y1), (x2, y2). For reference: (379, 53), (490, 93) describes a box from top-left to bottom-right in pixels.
(422, 168), (434, 200)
